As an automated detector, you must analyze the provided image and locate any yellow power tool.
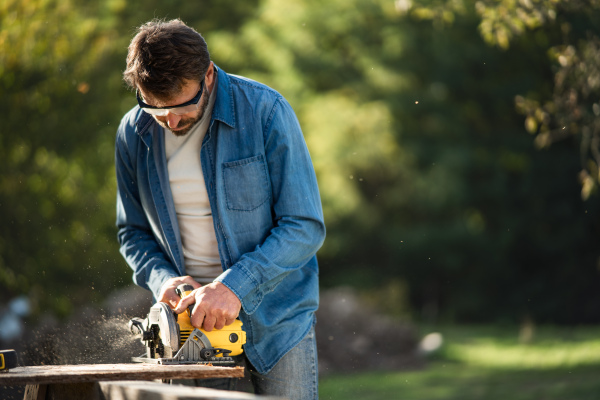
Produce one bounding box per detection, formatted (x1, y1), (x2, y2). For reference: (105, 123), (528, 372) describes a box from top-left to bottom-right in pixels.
(129, 284), (246, 365)
(0, 350), (17, 372)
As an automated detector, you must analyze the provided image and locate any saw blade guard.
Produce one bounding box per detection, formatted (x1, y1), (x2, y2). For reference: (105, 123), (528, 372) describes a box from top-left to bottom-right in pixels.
(147, 302), (180, 358)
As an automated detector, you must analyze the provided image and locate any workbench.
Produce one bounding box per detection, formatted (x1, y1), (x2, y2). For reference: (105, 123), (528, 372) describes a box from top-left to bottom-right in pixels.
(0, 363), (257, 400)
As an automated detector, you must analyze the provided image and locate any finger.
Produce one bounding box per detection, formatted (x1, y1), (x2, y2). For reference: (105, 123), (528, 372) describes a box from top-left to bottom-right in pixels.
(190, 307), (206, 330)
(159, 290), (181, 309)
(214, 318), (226, 330)
(202, 315), (217, 332)
(181, 276), (202, 289)
(224, 317), (236, 327)
(173, 293), (196, 314)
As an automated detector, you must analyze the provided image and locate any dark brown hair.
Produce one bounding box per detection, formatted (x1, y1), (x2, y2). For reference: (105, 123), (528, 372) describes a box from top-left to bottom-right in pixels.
(123, 19), (210, 100)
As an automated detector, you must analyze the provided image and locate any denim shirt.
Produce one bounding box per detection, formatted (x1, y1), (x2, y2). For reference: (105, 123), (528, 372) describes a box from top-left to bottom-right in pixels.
(115, 66), (325, 374)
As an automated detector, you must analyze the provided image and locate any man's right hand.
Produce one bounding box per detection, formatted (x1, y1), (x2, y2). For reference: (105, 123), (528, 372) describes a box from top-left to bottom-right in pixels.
(158, 276), (202, 308)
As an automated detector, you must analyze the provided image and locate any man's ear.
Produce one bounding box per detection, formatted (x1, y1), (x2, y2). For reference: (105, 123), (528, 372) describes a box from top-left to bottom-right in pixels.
(205, 61), (216, 88)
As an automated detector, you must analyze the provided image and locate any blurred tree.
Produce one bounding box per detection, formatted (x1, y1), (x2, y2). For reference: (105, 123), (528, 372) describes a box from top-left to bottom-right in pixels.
(0, 0), (126, 317)
(474, 0), (600, 199)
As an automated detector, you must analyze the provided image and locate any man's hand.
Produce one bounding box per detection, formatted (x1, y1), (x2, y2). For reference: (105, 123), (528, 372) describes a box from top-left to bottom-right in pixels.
(174, 282), (241, 331)
(158, 276), (201, 308)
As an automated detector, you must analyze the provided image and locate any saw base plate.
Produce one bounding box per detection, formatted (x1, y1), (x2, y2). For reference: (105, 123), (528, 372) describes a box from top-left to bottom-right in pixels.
(131, 356), (235, 365)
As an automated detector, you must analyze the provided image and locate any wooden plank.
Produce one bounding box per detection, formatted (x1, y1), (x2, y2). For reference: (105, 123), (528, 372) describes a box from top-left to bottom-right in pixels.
(0, 364), (244, 386)
(98, 380), (286, 400)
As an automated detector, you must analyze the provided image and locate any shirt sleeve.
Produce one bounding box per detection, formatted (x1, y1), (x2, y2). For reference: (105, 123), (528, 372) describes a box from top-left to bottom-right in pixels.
(215, 96), (326, 314)
(115, 117), (179, 299)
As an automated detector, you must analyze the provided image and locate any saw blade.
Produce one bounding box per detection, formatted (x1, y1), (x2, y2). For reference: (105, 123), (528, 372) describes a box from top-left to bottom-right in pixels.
(147, 302), (179, 358)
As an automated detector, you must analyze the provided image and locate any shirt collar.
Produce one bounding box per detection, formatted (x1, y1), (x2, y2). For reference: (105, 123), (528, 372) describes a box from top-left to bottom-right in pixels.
(209, 64), (236, 129)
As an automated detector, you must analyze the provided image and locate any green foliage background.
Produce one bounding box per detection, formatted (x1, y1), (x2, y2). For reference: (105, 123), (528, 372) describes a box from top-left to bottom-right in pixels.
(1, 0), (599, 324)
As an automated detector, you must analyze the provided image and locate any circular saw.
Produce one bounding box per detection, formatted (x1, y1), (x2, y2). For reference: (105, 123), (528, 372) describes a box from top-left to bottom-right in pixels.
(129, 284), (246, 365)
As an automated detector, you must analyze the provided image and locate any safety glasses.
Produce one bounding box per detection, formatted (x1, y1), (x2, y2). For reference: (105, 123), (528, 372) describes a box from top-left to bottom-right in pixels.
(136, 79), (205, 116)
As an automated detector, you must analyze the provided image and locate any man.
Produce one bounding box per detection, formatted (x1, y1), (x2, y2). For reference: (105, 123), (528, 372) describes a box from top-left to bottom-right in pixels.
(115, 19), (325, 399)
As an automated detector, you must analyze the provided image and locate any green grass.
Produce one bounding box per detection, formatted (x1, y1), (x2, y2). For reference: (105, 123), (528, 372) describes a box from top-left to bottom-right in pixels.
(319, 325), (600, 400)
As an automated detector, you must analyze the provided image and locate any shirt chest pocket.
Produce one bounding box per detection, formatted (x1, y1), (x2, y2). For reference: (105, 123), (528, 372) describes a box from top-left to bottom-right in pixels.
(222, 155), (270, 211)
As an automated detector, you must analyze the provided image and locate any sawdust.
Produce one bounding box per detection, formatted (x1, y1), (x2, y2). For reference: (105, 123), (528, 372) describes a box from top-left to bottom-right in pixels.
(22, 312), (146, 366)
(18, 284), (153, 366)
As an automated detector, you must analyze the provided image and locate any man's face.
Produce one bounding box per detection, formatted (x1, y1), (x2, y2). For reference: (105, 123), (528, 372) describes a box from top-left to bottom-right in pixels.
(140, 79), (209, 137)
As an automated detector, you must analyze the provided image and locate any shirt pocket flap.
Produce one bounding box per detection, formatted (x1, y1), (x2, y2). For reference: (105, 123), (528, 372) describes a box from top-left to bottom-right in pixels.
(223, 155), (270, 211)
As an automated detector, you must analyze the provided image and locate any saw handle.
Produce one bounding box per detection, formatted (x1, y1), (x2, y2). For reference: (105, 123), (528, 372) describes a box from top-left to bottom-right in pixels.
(129, 318), (145, 335)
(129, 318), (154, 341)
(175, 283), (195, 317)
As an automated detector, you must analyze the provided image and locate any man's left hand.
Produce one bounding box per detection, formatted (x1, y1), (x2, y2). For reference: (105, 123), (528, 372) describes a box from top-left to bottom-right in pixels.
(174, 281), (241, 331)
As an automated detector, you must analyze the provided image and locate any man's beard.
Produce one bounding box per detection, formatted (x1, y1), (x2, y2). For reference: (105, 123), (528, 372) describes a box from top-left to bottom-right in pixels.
(156, 92), (209, 137)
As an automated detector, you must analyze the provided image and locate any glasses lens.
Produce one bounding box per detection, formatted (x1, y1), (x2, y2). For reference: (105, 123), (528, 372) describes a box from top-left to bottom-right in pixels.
(141, 107), (169, 116)
(141, 103), (199, 116)
(169, 104), (200, 115)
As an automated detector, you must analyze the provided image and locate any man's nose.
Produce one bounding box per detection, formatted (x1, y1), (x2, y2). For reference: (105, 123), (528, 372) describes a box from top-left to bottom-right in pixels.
(166, 113), (182, 129)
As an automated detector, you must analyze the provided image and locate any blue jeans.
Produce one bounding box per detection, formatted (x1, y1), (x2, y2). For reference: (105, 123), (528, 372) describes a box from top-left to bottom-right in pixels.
(175, 326), (318, 399)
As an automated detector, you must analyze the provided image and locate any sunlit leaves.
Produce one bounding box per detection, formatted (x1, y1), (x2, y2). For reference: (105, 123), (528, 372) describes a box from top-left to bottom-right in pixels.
(515, 37), (600, 199)
(475, 0), (558, 49)
(0, 0), (112, 73)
